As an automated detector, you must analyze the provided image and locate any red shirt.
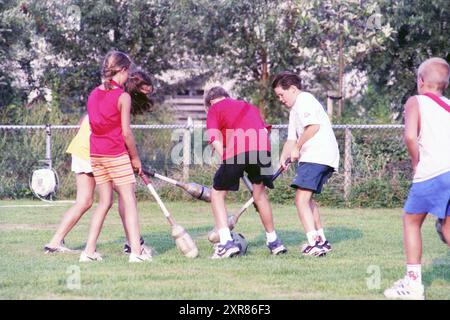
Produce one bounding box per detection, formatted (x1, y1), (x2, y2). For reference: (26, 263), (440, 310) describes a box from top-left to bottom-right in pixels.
(87, 86), (127, 157)
(206, 98), (271, 160)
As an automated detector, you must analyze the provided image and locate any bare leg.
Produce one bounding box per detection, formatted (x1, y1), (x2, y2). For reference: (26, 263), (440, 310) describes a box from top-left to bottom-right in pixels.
(252, 183), (274, 233)
(440, 216), (450, 248)
(84, 182), (113, 256)
(403, 213), (427, 264)
(310, 199), (322, 230)
(47, 173), (95, 247)
(115, 187), (129, 242)
(295, 188), (316, 233)
(115, 183), (141, 255)
(211, 188), (229, 229)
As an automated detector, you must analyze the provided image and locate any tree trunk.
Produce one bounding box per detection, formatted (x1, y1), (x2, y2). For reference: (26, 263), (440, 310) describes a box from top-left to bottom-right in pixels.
(259, 48), (269, 118)
(338, 26), (344, 118)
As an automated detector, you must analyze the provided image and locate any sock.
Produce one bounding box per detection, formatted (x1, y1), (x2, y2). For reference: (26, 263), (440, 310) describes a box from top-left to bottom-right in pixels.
(316, 228), (326, 243)
(218, 228), (233, 245)
(406, 264), (422, 285)
(306, 231), (317, 246)
(266, 231), (277, 244)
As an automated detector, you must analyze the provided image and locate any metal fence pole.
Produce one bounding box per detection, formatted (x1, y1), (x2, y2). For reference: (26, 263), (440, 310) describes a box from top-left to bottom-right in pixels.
(344, 127), (353, 204)
(45, 124), (52, 170)
(183, 117), (193, 181)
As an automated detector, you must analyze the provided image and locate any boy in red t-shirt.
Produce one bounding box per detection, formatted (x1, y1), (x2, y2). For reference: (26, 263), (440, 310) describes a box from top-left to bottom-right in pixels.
(205, 86), (287, 259)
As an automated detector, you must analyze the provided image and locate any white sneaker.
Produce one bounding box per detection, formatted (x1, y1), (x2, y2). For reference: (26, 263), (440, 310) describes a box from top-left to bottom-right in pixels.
(318, 240), (332, 254)
(141, 244), (156, 256)
(300, 242), (326, 257)
(211, 240), (240, 259)
(79, 251), (103, 262)
(384, 277), (425, 300)
(129, 252), (152, 263)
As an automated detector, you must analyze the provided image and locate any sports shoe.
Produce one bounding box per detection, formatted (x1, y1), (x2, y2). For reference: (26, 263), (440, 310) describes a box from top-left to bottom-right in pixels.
(300, 241), (326, 257)
(44, 242), (79, 254)
(267, 238), (288, 255)
(129, 252), (152, 263)
(318, 240), (332, 253)
(123, 236), (145, 254)
(79, 251), (103, 262)
(384, 277), (425, 300)
(141, 244), (155, 256)
(211, 240), (241, 259)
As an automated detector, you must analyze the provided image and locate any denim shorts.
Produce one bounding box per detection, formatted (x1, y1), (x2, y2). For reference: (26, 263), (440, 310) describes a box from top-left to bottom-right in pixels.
(404, 170), (450, 219)
(290, 162), (334, 194)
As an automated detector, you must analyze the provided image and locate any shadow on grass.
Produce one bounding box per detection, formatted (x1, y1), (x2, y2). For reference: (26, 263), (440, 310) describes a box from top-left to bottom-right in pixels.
(250, 226), (364, 248)
(67, 226), (213, 256)
(140, 226), (213, 255)
(423, 251), (450, 286)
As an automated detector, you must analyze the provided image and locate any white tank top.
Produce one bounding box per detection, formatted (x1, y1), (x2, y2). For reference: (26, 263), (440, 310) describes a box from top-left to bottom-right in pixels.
(413, 95), (450, 182)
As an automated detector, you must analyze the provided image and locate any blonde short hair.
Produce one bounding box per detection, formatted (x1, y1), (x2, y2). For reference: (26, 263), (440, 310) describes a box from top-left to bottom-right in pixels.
(417, 57), (450, 92)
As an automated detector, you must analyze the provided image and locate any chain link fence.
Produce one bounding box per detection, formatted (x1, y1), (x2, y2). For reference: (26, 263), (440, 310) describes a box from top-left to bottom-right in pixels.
(0, 121), (411, 207)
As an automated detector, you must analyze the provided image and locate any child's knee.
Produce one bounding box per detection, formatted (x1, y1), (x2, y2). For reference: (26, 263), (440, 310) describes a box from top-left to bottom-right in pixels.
(98, 199), (113, 211)
(252, 185), (267, 203)
(78, 198), (93, 211)
(295, 190), (310, 206)
(211, 189), (227, 200)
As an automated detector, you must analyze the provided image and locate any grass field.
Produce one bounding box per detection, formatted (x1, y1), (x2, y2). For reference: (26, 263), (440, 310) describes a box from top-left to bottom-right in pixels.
(0, 200), (448, 300)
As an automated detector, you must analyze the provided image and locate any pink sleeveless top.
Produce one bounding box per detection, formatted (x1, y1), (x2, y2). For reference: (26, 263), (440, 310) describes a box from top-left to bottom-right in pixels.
(87, 86), (127, 157)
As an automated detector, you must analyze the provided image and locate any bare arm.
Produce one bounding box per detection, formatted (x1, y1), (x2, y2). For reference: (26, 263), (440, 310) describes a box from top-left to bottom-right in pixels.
(211, 140), (224, 159)
(290, 124), (320, 161)
(295, 124), (319, 151)
(403, 96), (420, 172)
(119, 92), (142, 174)
(280, 140), (296, 169)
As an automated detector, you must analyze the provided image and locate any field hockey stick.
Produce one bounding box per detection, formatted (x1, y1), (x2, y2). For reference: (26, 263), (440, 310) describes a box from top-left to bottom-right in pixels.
(143, 167), (211, 202)
(140, 172), (198, 258)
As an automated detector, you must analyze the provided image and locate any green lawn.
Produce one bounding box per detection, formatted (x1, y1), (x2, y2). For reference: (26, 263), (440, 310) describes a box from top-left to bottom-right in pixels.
(0, 200), (448, 300)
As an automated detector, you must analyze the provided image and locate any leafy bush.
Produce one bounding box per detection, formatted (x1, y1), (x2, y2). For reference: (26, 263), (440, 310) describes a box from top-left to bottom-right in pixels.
(348, 177), (410, 208)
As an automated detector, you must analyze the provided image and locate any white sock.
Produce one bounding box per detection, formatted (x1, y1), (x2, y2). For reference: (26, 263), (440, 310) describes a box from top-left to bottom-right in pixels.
(266, 231), (277, 244)
(406, 264), (422, 285)
(218, 228), (233, 245)
(316, 228), (326, 243)
(306, 231), (317, 246)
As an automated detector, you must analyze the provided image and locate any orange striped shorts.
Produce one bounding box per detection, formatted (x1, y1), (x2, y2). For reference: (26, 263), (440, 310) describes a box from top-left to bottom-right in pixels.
(90, 154), (136, 186)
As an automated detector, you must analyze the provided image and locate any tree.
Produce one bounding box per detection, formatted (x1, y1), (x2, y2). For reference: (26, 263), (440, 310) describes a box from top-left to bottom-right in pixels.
(1, 0), (185, 114)
(0, 0), (40, 107)
(166, 0), (393, 122)
(19, 0), (180, 113)
(361, 0), (450, 119)
(166, 0), (309, 120)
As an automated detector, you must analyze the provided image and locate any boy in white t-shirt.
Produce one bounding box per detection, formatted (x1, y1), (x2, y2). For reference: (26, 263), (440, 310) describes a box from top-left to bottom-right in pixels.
(384, 57), (450, 300)
(272, 71), (340, 257)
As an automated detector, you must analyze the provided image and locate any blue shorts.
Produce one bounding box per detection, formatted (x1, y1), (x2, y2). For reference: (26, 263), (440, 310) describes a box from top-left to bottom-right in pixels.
(404, 170), (450, 219)
(290, 162), (334, 194)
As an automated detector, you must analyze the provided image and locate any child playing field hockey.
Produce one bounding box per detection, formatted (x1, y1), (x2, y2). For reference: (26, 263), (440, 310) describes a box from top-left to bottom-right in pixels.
(205, 86), (287, 259)
(272, 71), (339, 257)
(384, 57), (450, 300)
(80, 51), (150, 262)
(44, 70), (154, 258)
